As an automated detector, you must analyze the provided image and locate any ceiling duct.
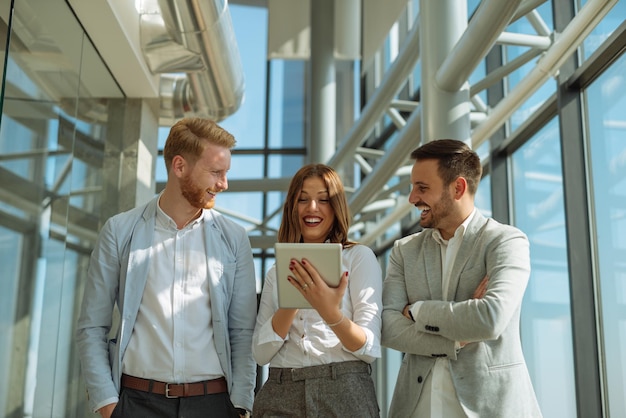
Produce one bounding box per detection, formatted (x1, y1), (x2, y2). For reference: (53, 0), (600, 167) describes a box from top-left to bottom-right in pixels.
(159, 74), (194, 126)
(139, 0), (245, 122)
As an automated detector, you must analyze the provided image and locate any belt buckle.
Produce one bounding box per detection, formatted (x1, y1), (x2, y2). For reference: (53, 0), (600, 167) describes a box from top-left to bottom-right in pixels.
(165, 383), (179, 399)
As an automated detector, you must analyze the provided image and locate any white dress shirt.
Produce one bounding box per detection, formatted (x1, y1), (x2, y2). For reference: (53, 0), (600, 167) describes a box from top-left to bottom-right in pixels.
(252, 244), (382, 367)
(409, 208), (477, 418)
(123, 202), (223, 382)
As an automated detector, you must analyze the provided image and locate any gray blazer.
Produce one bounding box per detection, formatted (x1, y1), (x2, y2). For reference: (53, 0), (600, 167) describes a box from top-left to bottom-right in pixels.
(382, 210), (542, 418)
(76, 197), (257, 412)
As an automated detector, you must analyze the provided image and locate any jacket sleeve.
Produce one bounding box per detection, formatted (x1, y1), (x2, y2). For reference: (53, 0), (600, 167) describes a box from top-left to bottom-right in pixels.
(251, 265), (286, 366)
(75, 216), (121, 412)
(381, 239), (458, 358)
(342, 244), (383, 362)
(226, 226), (258, 411)
(415, 227), (530, 342)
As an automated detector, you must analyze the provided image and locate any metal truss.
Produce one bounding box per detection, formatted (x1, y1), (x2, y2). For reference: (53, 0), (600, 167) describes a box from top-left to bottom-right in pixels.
(238, 0), (618, 253)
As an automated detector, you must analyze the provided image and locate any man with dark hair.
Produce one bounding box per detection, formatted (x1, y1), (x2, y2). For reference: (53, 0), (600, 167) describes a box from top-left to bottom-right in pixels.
(76, 117), (256, 418)
(382, 139), (542, 417)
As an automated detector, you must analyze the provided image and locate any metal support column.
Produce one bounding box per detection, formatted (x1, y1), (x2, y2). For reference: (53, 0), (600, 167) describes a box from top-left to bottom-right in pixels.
(104, 98), (160, 219)
(310, 0), (336, 164)
(553, 0), (604, 416)
(420, 0), (471, 144)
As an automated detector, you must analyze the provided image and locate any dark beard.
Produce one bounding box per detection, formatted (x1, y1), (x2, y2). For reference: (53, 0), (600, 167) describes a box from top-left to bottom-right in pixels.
(420, 189), (454, 229)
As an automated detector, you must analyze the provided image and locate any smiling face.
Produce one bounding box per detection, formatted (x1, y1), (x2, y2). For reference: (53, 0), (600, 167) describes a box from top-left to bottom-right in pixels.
(409, 158), (458, 239)
(296, 176), (336, 243)
(179, 142), (230, 210)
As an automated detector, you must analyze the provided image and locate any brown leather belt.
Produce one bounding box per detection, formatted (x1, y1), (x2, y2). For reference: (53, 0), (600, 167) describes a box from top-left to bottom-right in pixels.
(121, 374), (227, 398)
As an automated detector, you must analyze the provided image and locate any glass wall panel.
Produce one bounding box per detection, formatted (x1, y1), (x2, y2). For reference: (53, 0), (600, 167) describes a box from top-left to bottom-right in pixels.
(506, 2), (555, 132)
(268, 60), (306, 149)
(581, 0), (626, 59)
(268, 154), (305, 178)
(221, 4), (268, 150)
(585, 51), (626, 418)
(0, 0), (123, 416)
(475, 174), (491, 218)
(230, 155), (265, 179)
(511, 118), (576, 418)
(0, 226), (22, 415)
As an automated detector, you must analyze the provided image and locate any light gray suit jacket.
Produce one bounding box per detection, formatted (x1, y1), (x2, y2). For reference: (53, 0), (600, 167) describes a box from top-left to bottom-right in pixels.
(382, 210), (542, 418)
(76, 197), (257, 412)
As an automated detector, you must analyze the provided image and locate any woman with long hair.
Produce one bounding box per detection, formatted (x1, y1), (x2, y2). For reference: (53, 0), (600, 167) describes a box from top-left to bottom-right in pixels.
(252, 164), (382, 417)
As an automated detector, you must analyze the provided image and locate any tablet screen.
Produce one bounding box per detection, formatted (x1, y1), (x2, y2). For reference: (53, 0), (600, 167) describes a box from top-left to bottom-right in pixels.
(274, 243), (343, 309)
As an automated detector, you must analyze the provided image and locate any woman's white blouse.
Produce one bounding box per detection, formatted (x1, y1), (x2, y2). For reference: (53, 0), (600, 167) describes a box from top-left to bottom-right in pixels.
(252, 244), (383, 367)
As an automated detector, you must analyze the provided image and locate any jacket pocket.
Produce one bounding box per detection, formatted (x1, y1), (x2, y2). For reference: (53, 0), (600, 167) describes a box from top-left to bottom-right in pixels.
(488, 361), (524, 372)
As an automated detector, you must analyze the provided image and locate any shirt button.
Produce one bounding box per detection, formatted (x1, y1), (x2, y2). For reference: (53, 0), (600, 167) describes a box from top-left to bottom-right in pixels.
(417, 376), (423, 383)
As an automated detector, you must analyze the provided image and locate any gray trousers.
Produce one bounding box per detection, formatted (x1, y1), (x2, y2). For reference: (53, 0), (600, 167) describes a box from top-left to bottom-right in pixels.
(252, 361), (380, 418)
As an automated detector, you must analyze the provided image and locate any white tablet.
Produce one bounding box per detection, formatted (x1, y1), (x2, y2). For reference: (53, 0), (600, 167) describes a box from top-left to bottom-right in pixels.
(274, 242), (343, 309)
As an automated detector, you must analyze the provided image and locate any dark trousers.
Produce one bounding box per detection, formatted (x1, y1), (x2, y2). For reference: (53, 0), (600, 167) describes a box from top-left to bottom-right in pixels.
(112, 388), (240, 418)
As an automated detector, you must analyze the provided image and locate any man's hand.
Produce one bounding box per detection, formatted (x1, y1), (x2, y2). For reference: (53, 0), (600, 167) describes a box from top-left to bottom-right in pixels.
(402, 304), (414, 321)
(472, 275), (489, 299)
(235, 407), (250, 417)
(98, 402), (117, 418)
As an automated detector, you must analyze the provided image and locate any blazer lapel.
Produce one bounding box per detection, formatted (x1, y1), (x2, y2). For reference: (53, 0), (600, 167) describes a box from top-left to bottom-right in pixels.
(124, 200), (157, 313)
(203, 210), (222, 289)
(423, 231), (443, 301)
(448, 211), (487, 301)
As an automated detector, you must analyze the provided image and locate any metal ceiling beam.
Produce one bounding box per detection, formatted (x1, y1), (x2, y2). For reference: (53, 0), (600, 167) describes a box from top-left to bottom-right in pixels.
(435, 0), (523, 92)
(359, 199), (414, 247)
(327, 19), (421, 169)
(349, 107), (422, 214)
(472, 0), (619, 148)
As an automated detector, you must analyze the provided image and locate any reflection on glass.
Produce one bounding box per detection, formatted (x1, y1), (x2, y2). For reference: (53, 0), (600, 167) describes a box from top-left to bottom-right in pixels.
(585, 51), (626, 418)
(0, 227), (22, 415)
(0, 0), (122, 416)
(511, 118), (576, 417)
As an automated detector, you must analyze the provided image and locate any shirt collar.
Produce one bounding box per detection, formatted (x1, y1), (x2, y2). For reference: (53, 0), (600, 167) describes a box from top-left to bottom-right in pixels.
(156, 192), (205, 230)
(432, 207), (477, 245)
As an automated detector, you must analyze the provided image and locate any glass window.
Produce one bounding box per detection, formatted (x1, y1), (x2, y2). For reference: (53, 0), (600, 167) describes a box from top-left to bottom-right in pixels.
(581, 0), (626, 60)
(475, 174), (491, 218)
(511, 118), (577, 417)
(0, 0), (123, 416)
(220, 4), (268, 149)
(229, 155), (265, 179)
(268, 60), (307, 149)
(506, 2), (555, 132)
(585, 51), (626, 418)
(0, 226), (22, 414)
